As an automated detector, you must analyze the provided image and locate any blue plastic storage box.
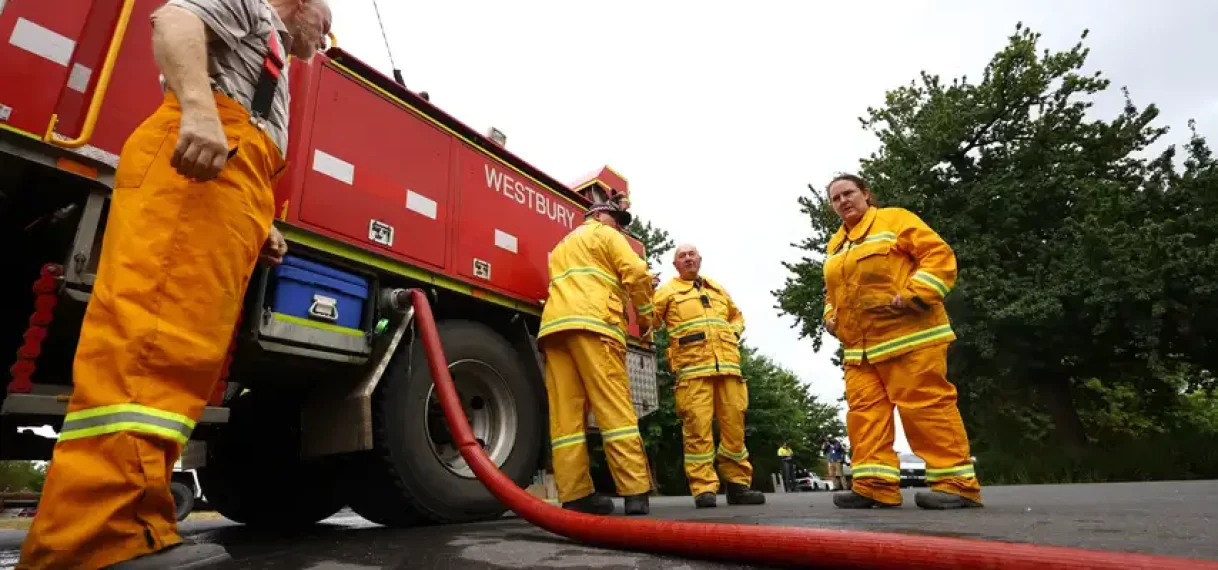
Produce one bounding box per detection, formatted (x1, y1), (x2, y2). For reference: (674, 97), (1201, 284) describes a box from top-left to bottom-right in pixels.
(271, 255), (370, 330)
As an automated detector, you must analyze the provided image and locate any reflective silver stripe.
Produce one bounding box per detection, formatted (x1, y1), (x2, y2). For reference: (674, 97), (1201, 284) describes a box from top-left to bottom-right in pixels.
(551, 433), (586, 450)
(718, 445), (749, 461)
(601, 426), (640, 443)
(925, 464), (976, 481)
(58, 408), (194, 444)
(851, 463), (901, 481)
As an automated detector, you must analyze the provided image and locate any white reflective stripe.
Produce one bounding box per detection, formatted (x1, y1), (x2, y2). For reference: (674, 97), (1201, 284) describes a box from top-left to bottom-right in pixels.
(550, 433), (586, 450)
(10, 17), (75, 67)
(312, 149), (354, 185)
(494, 229), (518, 254)
(66, 63), (92, 93)
(405, 189), (437, 219)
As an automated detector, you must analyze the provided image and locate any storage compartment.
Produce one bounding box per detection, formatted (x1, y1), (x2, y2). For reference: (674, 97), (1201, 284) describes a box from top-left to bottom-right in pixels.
(296, 65), (452, 270)
(270, 255), (370, 330)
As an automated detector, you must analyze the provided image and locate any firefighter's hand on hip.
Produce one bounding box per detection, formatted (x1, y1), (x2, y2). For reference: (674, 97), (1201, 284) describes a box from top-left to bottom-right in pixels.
(260, 226), (288, 266)
(172, 106), (229, 182)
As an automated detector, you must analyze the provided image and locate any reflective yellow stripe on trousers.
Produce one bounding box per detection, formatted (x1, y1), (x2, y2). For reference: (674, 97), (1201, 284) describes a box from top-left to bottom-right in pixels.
(551, 432), (587, 451)
(57, 403), (196, 445)
(600, 425), (640, 443)
(926, 464), (976, 482)
(718, 444), (749, 461)
(851, 463), (900, 481)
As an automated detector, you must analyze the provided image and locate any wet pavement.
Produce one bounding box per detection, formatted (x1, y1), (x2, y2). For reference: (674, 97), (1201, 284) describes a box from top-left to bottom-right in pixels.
(1, 480), (1216, 569)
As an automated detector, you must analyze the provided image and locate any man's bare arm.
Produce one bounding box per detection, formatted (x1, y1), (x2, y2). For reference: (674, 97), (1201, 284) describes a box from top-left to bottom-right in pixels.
(151, 6), (213, 118)
(150, 5), (228, 181)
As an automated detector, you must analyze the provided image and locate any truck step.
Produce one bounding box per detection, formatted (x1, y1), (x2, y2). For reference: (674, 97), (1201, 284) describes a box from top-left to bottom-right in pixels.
(1, 393), (230, 423)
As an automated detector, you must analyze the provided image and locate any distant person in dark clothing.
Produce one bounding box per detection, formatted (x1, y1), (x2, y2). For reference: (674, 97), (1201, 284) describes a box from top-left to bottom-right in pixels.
(823, 439), (847, 490)
(778, 442), (796, 491)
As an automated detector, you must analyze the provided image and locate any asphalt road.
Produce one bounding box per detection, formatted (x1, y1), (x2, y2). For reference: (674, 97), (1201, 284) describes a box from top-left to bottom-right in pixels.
(1, 480), (1215, 569)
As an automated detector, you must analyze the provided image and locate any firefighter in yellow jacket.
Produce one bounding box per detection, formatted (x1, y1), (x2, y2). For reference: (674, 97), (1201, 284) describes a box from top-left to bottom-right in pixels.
(538, 200), (656, 516)
(655, 244), (766, 508)
(822, 173), (982, 510)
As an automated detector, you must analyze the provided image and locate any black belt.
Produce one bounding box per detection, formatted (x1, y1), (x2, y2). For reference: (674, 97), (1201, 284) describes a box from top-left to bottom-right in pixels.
(676, 331), (706, 346)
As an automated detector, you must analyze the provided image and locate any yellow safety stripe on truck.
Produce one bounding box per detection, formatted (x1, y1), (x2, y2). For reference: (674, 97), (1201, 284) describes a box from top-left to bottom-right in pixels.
(280, 225), (542, 316)
(246, 226), (655, 350)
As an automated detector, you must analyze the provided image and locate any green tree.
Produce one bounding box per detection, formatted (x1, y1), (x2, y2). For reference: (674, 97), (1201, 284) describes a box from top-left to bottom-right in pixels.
(773, 23), (1218, 480)
(627, 218), (675, 270)
(0, 461), (46, 493)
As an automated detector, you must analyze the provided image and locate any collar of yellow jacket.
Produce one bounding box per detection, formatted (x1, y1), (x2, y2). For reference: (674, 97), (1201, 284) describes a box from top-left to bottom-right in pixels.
(668, 275), (724, 294)
(828, 206), (879, 253)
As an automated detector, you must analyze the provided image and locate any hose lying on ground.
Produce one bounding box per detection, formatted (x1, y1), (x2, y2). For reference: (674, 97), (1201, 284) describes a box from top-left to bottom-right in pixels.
(406, 289), (1218, 570)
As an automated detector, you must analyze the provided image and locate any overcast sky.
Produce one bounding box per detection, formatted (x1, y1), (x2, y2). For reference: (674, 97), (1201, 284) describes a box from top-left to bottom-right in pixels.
(323, 1), (1218, 454)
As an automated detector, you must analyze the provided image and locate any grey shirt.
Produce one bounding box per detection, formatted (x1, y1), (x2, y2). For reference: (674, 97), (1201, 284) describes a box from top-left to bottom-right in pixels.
(164, 0), (292, 156)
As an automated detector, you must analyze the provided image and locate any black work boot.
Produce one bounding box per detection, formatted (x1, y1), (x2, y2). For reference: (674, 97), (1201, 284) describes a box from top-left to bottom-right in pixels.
(562, 493), (615, 515)
(832, 491), (901, 509)
(104, 543), (231, 569)
(694, 492), (717, 508)
(623, 492), (650, 515)
(725, 482), (766, 505)
(915, 490), (983, 510)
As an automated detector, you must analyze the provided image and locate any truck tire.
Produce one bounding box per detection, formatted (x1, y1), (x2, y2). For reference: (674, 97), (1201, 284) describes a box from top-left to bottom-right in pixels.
(198, 391), (346, 529)
(170, 481), (195, 522)
(348, 319), (543, 526)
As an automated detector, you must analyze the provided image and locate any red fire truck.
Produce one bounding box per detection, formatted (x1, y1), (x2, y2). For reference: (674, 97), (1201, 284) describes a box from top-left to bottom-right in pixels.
(0, 0), (658, 528)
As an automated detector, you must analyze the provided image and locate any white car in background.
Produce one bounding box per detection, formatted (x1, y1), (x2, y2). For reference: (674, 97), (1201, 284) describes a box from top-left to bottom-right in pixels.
(794, 472), (833, 491)
(899, 452), (927, 488)
(897, 453), (978, 488)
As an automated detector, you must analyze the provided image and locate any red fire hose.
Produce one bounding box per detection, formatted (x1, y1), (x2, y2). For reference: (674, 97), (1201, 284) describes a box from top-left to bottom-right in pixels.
(406, 289), (1218, 570)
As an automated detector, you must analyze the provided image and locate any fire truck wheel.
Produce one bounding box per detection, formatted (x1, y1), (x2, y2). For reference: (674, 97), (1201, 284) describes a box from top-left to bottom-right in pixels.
(198, 390), (347, 529)
(348, 319), (543, 526)
(170, 481), (195, 522)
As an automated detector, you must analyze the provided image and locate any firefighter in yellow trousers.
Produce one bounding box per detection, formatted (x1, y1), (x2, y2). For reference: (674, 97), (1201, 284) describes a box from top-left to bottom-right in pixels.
(822, 173), (982, 510)
(655, 244), (766, 509)
(18, 1), (331, 568)
(538, 200), (657, 516)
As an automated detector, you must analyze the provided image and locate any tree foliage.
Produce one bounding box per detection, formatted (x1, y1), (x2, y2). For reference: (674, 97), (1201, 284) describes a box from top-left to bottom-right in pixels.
(774, 23), (1218, 481)
(0, 461), (46, 493)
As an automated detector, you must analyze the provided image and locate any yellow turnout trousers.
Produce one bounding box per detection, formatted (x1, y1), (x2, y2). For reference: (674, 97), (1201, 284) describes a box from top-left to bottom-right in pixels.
(845, 344), (982, 506)
(542, 330), (651, 503)
(675, 374), (752, 496)
(18, 91), (281, 570)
